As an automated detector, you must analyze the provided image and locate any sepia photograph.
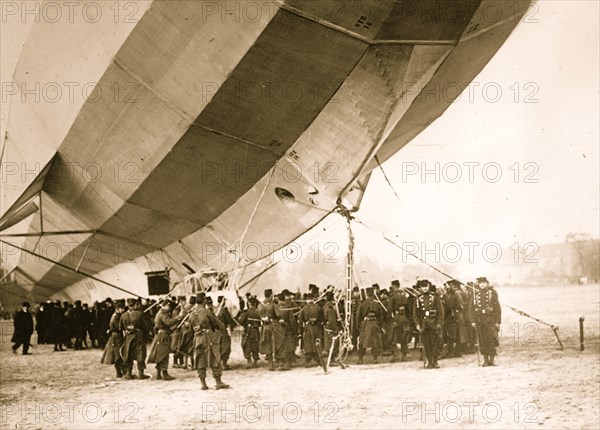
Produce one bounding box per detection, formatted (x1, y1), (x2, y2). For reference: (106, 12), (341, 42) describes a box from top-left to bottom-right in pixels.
(0, 1), (598, 429)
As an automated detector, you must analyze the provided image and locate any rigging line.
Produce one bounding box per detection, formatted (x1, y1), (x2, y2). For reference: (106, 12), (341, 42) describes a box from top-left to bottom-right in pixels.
(0, 239), (144, 298)
(353, 217), (459, 284)
(373, 154), (415, 247)
(374, 155), (401, 202)
(226, 168), (274, 290)
(178, 239), (200, 270)
(233, 212), (341, 272)
(353, 218), (562, 329)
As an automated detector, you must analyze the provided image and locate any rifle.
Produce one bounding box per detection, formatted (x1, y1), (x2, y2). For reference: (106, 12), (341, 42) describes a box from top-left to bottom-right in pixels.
(373, 291), (388, 313)
(472, 322), (481, 366)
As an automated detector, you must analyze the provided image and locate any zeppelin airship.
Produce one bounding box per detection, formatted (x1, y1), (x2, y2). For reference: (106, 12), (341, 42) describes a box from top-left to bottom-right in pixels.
(0, 0), (534, 308)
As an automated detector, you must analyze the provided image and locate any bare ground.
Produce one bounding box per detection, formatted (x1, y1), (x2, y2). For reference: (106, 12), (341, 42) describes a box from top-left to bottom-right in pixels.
(1, 284), (598, 429)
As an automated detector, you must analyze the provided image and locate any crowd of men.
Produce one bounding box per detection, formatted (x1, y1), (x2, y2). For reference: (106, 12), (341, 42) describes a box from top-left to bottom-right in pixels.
(10, 276), (501, 389)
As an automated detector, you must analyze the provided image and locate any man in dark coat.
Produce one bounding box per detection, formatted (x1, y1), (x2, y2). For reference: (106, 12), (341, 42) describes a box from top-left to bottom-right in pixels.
(50, 301), (65, 351)
(96, 299), (113, 349)
(413, 280), (444, 369)
(12, 302), (34, 355)
(473, 277), (501, 366)
(71, 300), (86, 350)
(189, 293), (230, 390)
(148, 300), (181, 380)
(120, 299), (151, 379)
(101, 300), (126, 378)
(35, 302), (50, 344)
(357, 287), (384, 364)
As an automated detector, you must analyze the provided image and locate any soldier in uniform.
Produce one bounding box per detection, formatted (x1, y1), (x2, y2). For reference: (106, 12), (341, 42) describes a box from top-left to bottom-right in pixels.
(389, 280), (412, 362)
(214, 296), (238, 370)
(473, 277), (501, 366)
(458, 283), (473, 354)
(171, 296), (187, 368)
(298, 292), (323, 367)
(350, 287), (361, 352)
(322, 291), (341, 364)
(413, 280), (444, 368)
(443, 279), (464, 358)
(238, 297), (261, 367)
(101, 300), (126, 378)
(275, 291), (299, 370)
(258, 289), (285, 371)
(176, 295), (196, 369)
(148, 300), (182, 380)
(189, 293), (230, 390)
(120, 299), (151, 380)
(357, 287), (384, 364)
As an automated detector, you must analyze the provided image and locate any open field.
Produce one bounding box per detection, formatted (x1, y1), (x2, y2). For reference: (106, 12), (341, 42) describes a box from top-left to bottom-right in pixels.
(1, 284), (598, 429)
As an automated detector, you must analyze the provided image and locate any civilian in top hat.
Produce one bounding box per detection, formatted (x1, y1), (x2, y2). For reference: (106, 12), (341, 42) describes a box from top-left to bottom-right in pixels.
(12, 302), (34, 355)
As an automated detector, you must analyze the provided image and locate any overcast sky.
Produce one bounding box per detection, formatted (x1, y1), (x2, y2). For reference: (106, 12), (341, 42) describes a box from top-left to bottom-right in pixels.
(358, 0), (599, 249)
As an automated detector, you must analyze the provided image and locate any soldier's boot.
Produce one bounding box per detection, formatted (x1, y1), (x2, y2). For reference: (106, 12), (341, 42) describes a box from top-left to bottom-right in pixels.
(268, 358), (275, 371)
(373, 354), (378, 364)
(433, 357), (440, 369)
(198, 370), (209, 390)
(116, 366), (124, 378)
(252, 357), (258, 368)
(482, 355), (489, 367)
(304, 356), (313, 367)
(162, 370), (175, 380)
(223, 359), (231, 370)
(215, 375), (230, 390)
(390, 351), (398, 363)
(489, 355), (496, 366)
(123, 368), (135, 380)
(401, 352), (407, 362)
(246, 358), (253, 368)
(137, 366), (150, 380)
(357, 355), (364, 365)
(155, 369), (163, 380)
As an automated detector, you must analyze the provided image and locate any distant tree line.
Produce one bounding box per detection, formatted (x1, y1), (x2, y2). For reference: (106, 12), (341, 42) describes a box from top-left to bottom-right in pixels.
(566, 233), (600, 282)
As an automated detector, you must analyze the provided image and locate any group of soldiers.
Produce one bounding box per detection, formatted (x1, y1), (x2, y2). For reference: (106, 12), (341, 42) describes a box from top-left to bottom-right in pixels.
(97, 275), (500, 389)
(13, 275), (501, 390)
